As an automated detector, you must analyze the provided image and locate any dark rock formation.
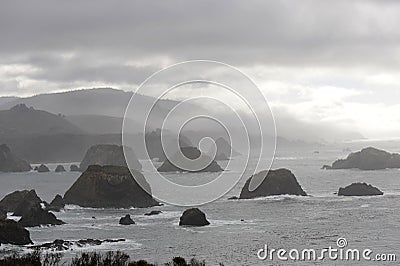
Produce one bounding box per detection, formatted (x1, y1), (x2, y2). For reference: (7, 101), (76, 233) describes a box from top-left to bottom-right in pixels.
(46, 194), (65, 212)
(158, 146), (223, 172)
(30, 238), (125, 251)
(0, 189), (42, 213)
(37, 164), (50, 172)
(179, 208), (210, 226)
(326, 147), (400, 170)
(18, 204), (65, 227)
(70, 164), (80, 172)
(239, 168), (307, 199)
(79, 144), (141, 172)
(321, 165), (332, 170)
(119, 214), (135, 225)
(338, 183), (384, 196)
(227, 196), (239, 200)
(55, 165), (66, 172)
(144, 210), (162, 216)
(0, 144), (31, 172)
(63, 165), (159, 208)
(0, 219), (33, 245)
(33, 166), (38, 171)
(0, 208), (6, 220)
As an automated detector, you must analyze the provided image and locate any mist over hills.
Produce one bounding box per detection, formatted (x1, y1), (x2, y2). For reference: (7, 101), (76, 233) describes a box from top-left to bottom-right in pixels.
(0, 88), (368, 163)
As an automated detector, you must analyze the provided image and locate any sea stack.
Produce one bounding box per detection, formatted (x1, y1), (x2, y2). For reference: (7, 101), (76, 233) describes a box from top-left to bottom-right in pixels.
(63, 165), (159, 208)
(179, 208), (210, 226)
(338, 183), (383, 196)
(158, 146), (223, 172)
(239, 168), (307, 199)
(325, 147), (400, 170)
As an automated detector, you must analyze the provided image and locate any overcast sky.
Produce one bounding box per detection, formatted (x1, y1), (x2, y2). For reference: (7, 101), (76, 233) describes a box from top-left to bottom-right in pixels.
(1, 0), (400, 139)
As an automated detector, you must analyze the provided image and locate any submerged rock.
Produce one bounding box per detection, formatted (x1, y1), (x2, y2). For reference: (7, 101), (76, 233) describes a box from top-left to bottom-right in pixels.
(30, 238), (125, 251)
(70, 164), (80, 172)
(144, 210), (162, 216)
(239, 168), (307, 199)
(325, 147), (400, 170)
(179, 208), (210, 226)
(37, 164), (50, 172)
(79, 144), (141, 172)
(158, 146), (223, 172)
(63, 165), (159, 208)
(18, 204), (65, 227)
(46, 194), (65, 212)
(119, 214), (135, 225)
(0, 219), (33, 245)
(55, 165), (66, 172)
(0, 189), (42, 213)
(0, 144), (31, 172)
(338, 183), (383, 196)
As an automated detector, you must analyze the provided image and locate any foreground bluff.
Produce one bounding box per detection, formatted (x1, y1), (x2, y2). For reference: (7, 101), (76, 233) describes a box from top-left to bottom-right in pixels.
(325, 147), (400, 170)
(0, 144), (31, 172)
(79, 144), (142, 171)
(158, 146), (223, 172)
(64, 165), (159, 208)
(239, 168), (307, 199)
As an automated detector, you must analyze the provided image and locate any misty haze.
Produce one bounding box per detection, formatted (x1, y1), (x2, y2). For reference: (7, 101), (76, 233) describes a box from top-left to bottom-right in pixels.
(0, 1), (399, 265)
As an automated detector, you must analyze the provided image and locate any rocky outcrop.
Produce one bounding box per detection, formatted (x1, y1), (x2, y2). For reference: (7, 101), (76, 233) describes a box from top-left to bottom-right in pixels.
(55, 165), (66, 172)
(325, 147), (400, 170)
(30, 238), (125, 251)
(0, 144), (31, 172)
(144, 210), (162, 216)
(18, 204), (65, 227)
(338, 183), (384, 196)
(79, 144), (141, 172)
(0, 219), (33, 245)
(63, 165), (159, 208)
(179, 208), (210, 226)
(119, 214), (135, 225)
(0, 189), (42, 213)
(37, 164), (50, 172)
(46, 194), (65, 212)
(239, 168), (307, 199)
(158, 146), (223, 172)
(70, 164), (80, 172)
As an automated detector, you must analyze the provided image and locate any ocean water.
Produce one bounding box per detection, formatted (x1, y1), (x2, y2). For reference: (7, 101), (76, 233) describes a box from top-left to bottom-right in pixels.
(0, 149), (399, 265)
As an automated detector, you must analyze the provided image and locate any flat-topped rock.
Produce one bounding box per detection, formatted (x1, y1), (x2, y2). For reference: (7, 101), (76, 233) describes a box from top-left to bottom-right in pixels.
(338, 183), (383, 196)
(158, 146), (223, 172)
(144, 210), (162, 216)
(79, 144), (141, 171)
(179, 208), (210, 226)
(0, 219), (33, 245)
(63, 165), (159, 208)
(0, 189), (42, 213)
(239, 168), (307, 199)
(0, 144), (31, 172)
(326, 147), (400, 170)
